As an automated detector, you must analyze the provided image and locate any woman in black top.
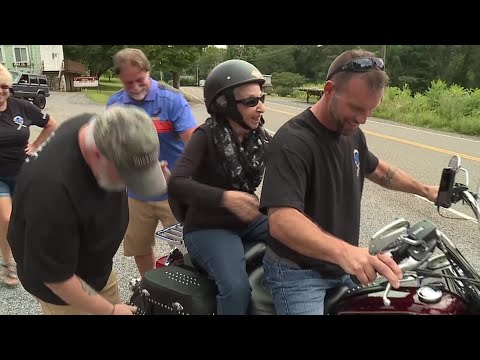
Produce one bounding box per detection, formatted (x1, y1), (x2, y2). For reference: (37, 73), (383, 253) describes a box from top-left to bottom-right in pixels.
(0, 63), (57, 286)
(168, 60), (271, 315)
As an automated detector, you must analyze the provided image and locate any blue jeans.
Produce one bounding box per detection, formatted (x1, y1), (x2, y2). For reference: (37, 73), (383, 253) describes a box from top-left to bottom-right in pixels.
(184, 215), (268, 315)
(262, 248), (356, 315)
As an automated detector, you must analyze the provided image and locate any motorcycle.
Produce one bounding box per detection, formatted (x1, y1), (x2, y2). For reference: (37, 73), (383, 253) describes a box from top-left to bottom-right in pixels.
(129, 155), (480, 315)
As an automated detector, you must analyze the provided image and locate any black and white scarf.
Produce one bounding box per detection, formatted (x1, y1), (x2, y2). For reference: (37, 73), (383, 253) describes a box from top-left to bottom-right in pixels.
(206, 116), (272, 193)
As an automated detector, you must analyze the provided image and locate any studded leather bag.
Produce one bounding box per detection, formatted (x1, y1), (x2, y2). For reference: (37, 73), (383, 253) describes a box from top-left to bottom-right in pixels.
(130, 265), (217, 315)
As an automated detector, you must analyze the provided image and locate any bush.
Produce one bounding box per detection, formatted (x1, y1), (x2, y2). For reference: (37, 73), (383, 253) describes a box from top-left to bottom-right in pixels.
(272, 72), (306, 90)
(269, 76), (480, 136)
(373, 81), (480, 136)
(180, 77), (197, 86)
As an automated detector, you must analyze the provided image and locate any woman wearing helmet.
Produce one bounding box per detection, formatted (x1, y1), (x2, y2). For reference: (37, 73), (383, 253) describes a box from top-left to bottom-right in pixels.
(168, 59), (271, 315)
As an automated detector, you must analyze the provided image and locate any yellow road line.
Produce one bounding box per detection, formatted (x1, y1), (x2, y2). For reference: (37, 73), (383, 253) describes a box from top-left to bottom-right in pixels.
(265, 106), (480, 162)
(264, 106), (296, 116)
(364, 130), (480, 162)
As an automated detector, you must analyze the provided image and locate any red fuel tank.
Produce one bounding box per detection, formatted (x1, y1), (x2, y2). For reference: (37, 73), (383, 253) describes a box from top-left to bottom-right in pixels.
(333, 285), (468, 315)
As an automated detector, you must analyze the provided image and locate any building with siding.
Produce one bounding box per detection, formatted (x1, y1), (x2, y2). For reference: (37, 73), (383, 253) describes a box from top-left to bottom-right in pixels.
(0, 45), (87, 91)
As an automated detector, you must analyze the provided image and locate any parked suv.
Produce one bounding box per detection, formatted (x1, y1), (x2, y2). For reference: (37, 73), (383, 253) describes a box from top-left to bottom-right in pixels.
(9, 70), (50, 109)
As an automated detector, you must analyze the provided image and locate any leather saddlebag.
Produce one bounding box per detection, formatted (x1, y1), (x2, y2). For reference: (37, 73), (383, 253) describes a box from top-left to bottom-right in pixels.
(130, 265), (217, 315)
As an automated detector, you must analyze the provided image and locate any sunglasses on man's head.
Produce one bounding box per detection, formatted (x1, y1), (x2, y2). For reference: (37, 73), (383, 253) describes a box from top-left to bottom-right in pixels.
(235, 93), (266, 107)
(0, 84), (11, 90)
(326, 57), (385, 81)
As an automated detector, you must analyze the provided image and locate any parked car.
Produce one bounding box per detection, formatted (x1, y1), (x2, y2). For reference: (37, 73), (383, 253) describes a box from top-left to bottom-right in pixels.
(9, 70), (50, 109)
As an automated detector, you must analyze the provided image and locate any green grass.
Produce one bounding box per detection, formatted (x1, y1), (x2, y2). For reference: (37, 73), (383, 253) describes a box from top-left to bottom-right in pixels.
(83, 77), (123, 105)
(372, 81), (480, 136)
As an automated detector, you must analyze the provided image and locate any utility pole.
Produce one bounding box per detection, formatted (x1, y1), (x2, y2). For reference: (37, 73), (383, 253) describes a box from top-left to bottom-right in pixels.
(196, 64), (199, 87)
(382, 45), (387, 69)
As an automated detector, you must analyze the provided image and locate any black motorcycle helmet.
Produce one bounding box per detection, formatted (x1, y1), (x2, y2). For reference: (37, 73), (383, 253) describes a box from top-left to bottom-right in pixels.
(204, 59), (266, 129)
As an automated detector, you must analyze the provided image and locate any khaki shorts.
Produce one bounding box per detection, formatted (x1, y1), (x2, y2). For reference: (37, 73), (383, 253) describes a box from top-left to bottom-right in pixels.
(123, 197), (178, 257)
(37, 270), (121, 315)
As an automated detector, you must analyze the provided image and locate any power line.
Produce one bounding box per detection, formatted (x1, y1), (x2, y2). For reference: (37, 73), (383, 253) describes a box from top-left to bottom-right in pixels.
(243, 45), (299, 62)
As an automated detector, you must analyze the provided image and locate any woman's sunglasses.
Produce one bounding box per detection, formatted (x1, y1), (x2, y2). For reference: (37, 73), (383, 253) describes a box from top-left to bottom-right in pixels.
(235, 93), (266, 107)
(326, 57), (385, 80)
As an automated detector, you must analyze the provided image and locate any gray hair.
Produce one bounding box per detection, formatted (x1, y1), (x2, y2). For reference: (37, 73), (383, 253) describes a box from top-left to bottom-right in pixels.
(113, 48), (151, 75)
(84, 115), (98, 151)
(88, 105), (157, 169)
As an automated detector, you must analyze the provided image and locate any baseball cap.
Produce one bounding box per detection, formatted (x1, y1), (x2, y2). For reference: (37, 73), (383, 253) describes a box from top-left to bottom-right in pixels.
(92, 104), (166, 198)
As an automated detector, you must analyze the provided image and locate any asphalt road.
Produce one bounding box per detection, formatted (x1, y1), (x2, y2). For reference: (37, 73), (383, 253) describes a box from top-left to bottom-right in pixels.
(2, 88), (479, 314)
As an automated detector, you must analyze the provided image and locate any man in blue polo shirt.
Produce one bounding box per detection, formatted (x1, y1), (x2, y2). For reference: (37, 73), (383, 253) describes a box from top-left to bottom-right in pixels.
(107, 48), (197, 278)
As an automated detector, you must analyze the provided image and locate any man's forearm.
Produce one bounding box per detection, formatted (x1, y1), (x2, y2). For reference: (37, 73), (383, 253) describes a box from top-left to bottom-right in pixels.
(367, 159), (430, 198)
(268, 207), (348, 264)
(45, 275), (114, 315)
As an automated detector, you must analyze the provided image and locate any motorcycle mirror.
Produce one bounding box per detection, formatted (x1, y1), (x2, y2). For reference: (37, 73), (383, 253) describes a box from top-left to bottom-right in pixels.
(448, 155), (461, 173)
(446, 154), (469, 188)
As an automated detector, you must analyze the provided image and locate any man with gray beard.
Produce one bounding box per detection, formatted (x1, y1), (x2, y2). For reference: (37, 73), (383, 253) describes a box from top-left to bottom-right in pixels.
(7, 105), (169, 315)
(107, 48), (197, 279)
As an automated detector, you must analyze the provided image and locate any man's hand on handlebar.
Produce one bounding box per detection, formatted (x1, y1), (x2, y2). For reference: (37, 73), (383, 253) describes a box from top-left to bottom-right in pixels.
(339, 245), (403, 289)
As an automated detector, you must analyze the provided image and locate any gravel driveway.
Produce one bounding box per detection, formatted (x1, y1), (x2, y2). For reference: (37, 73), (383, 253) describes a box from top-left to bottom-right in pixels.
(1, 91), (181, 315)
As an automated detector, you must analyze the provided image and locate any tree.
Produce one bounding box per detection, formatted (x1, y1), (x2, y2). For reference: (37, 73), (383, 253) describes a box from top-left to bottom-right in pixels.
(64, 45), (207, 88)
(292, 45), (326, 82)
(140, 45), (206, 88)
(63, 45), (126, 79)
(251, 45), (297, 75)
(226, 45), (264, 61)
(196, 46), (227, 80)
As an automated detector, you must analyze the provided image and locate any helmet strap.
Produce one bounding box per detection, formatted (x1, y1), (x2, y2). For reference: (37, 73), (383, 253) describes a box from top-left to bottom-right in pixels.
(224, 90), (251, 130)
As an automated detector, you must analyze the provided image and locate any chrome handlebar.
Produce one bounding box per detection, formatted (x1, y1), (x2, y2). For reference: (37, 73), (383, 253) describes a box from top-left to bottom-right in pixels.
(378, 156), (480, 307)
(461, 190), (480, 224)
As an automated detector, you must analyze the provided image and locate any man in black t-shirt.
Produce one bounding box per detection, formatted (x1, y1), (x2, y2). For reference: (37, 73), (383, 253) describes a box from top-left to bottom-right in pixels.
(260, 49), (439, 315)
(7, 105), (169, 315)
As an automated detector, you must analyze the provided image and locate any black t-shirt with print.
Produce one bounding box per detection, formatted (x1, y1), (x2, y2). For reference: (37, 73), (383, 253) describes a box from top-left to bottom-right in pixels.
(259, 108), (379, 277)
(7, 114), (129, 305)
(0, 97), (50, 177)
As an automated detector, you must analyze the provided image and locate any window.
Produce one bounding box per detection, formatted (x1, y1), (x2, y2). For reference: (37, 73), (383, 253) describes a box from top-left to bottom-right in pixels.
(19, 74), (29, 84)
(9, 71), (20, 83)
(29, 75), (38, 85)
(14, 46), (29, 64)
(39, 77), (47, 85)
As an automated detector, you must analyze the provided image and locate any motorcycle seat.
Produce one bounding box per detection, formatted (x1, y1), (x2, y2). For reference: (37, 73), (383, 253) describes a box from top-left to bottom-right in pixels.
(249, 266), (276, 315)
(324, 285), (350, 315)
(249, 266), (351, 315)
(244, 242), (267, 272)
